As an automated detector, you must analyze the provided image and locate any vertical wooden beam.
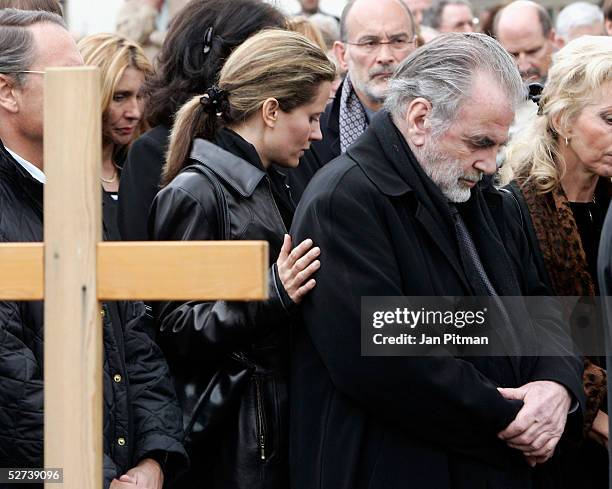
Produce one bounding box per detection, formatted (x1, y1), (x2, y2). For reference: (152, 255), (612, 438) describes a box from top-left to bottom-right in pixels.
(44, 67), (102, 488)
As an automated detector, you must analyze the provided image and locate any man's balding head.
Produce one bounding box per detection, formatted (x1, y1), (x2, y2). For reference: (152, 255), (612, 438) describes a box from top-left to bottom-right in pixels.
(336, 0), (416, 111)
(494, 1), (556, 83)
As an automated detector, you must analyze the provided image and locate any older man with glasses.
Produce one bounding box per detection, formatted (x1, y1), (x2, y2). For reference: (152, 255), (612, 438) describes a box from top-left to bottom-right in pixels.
(287, 0), (417, 202)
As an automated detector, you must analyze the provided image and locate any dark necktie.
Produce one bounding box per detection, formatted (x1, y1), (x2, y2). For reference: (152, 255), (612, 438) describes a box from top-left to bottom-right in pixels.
(449, 204), (521, 355)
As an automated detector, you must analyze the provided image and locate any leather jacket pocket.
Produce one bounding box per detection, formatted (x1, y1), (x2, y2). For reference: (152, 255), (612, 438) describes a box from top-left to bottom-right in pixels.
(252, 373), (287, 465)
(254, 375), (269, 462)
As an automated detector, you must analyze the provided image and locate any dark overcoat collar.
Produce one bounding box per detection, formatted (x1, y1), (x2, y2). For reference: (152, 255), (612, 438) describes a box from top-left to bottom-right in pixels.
(345, 111), (519, 297)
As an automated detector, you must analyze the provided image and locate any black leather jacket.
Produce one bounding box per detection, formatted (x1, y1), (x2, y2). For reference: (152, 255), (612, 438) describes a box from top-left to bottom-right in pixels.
(148, 129), (294, 489)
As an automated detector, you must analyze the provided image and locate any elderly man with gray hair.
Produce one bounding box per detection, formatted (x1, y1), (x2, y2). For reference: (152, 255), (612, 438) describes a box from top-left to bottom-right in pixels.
(555, 1), (605, 45)
(286, 0), (417, 202)
(289, 33), (583, 489)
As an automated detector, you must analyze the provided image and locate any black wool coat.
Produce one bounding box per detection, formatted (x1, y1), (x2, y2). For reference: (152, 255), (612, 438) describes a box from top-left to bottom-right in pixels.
(596, 201), (612, 489)
(289, 112), (584, 489)
(0, 140), (187, 488)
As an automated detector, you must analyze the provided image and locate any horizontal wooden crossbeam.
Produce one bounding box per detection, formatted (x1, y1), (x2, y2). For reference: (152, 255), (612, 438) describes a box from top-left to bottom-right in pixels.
(97, 241), (269, 300)
(0, 241), (269, 301)
(0, 243), (44, 300)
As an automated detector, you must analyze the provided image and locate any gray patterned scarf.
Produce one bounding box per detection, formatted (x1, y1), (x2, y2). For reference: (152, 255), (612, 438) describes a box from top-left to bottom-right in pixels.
(339, 75), (369, 153)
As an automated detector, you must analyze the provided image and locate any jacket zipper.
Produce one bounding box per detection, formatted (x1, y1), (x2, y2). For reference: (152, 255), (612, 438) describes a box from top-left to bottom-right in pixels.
(254, 376), (267, 461)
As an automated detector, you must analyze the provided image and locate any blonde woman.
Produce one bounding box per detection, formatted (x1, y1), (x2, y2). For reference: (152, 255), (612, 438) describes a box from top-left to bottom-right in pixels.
(149, 30), (335, 488)
(78, 33), (152, 239)
(503, 35), (611, 488)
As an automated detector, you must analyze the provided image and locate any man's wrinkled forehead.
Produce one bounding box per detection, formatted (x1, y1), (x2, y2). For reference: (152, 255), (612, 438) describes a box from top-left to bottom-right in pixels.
(345, 0), (414, 40)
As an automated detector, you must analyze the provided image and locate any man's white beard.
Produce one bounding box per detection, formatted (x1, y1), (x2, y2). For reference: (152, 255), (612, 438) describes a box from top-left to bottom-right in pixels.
(414, 138), (481, 203)
(348, 62), (395, 106)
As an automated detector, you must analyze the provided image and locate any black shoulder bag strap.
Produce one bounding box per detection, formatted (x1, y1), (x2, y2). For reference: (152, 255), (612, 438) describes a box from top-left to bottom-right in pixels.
(184, 162), (230, 240)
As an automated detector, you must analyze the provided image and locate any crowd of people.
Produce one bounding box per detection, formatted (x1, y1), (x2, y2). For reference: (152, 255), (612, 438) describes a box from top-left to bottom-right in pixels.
(0, 0), (610, 488)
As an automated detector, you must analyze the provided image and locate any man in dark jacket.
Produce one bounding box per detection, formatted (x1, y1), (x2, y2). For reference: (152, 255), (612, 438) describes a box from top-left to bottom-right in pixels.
(290, 33), (584, 489)
(0, 9), (187, 488)
(597, 203), (612, 487)
(287, 0), (417, 201)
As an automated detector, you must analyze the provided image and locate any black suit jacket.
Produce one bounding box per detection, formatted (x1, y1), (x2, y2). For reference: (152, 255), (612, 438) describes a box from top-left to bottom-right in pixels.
(289, 112), (584, 489)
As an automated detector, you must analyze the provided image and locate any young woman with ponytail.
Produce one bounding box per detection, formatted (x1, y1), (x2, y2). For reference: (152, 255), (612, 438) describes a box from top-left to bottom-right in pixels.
(148, 29), (336, 489)
(117, 0), (287, 241)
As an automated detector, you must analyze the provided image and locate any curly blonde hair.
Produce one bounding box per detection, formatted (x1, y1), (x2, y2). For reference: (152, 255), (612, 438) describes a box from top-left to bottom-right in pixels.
(503, 35), (612, 192)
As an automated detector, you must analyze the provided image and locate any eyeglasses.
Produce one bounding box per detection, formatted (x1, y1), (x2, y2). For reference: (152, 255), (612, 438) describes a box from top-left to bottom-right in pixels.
(0, 70), (45, 75)
(345, 36), (416, 53)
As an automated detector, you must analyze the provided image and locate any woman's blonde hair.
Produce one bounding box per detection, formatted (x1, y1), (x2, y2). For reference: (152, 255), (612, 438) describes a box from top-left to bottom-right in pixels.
(162, 29), (336, 186)
(77, 33), (153, 147)
(503, 35), (612, 192)
(287, 16), (327, 51)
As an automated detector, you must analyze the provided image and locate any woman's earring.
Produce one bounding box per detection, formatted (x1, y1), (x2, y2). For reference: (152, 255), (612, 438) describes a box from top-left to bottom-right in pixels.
(565, 137), (569, 146)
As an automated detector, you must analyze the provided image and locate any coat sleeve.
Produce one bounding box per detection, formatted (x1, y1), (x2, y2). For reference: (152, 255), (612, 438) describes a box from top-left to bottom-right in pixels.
(500, 187), (585, 435)
(104, 452), (120, 488)
(291, 170), (524, 462)
(117, 132), (167, 241)
(148, 179), (291, 359)
(121, 301), (188, 480)
(0, 299), (44, 466)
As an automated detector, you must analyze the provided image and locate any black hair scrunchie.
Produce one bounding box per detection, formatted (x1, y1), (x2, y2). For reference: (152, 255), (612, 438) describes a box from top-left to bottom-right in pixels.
(199, 86), (230, 120)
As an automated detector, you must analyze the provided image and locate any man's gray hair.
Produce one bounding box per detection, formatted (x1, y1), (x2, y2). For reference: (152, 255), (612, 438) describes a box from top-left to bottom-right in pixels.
(0, 8), (66, 86)
(556, 2), (604, 41)
(384, 32), (525, 134)
(422, 0), (473, 29)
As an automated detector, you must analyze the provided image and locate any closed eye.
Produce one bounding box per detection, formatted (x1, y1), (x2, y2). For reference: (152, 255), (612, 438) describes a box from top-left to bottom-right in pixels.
(467, 137), (496, 149)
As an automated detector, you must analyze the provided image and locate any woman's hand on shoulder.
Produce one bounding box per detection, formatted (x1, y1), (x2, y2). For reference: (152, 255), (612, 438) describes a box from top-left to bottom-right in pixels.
(276, 234), (320, 304)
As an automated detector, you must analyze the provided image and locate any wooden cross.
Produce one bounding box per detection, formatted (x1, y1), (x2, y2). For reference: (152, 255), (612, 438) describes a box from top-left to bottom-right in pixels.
(0, 67), (269, 488)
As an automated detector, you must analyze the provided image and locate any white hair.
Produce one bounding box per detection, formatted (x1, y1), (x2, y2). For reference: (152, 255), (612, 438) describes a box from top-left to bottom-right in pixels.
(556, 2), (604, 41)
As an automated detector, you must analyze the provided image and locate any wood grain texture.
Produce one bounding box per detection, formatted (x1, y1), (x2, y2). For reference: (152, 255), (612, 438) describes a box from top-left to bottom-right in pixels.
(97, 241), (269, 300)
(0, 243), (43, 300)
(43, 68), (102, 489)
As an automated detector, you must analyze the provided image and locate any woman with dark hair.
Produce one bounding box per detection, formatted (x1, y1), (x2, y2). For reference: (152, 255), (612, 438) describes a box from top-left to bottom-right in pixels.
(117, 0), (287, 240)
(149, 30), (335, 488)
